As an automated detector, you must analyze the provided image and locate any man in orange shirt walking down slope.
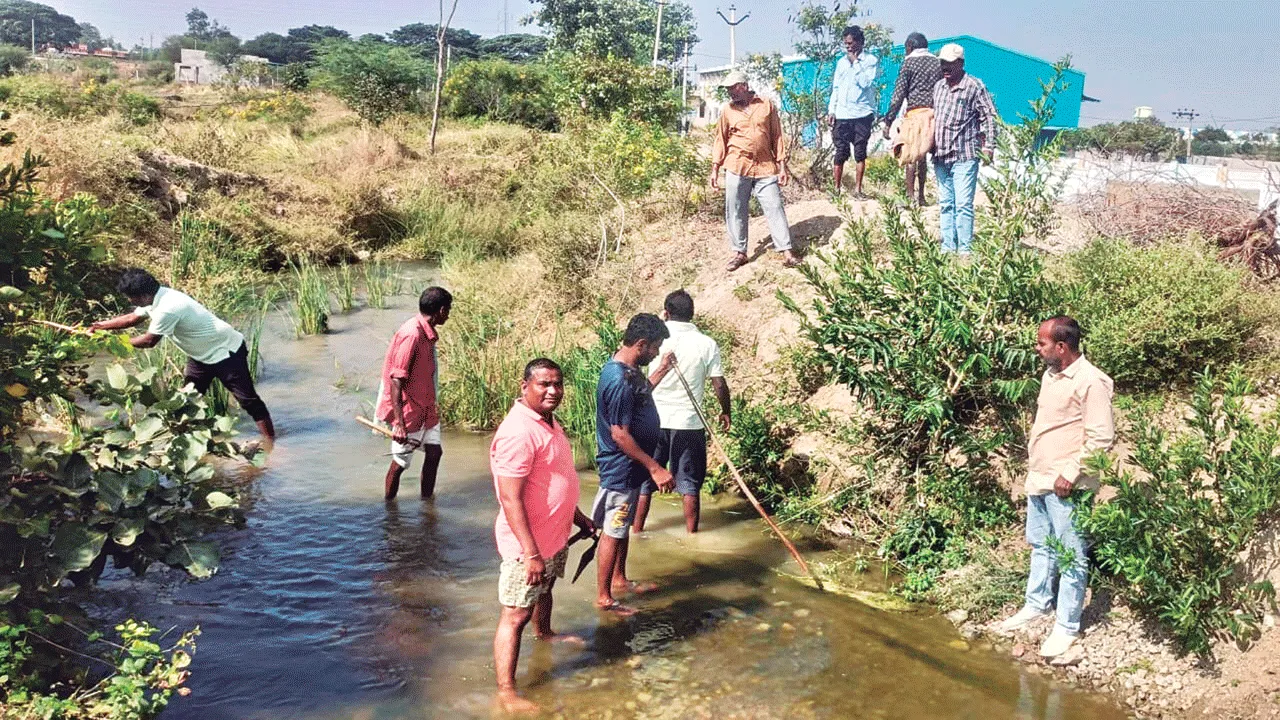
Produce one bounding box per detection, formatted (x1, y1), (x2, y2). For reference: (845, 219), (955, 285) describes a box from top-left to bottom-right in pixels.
(710, 70), (802, 273)
(377, 286), (452, 500)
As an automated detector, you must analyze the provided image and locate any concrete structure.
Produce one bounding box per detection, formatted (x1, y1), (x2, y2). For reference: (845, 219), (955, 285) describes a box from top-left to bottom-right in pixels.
(175, 48), (269, 85)
(1134, 106), (1154, 120)
(691, 60), (796, 128)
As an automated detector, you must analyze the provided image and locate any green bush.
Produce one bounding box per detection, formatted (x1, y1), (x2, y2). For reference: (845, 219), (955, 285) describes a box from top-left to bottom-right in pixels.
(397, 189), (519, 264)
(863, 152), (902, 190)
(119, 91), (161, 126)
(547, 53), (682, 128)
(313, 39), (432, 125)
(1080, 369), (1280, 655)
(0, 44), (28, 76)
(1066, 238), (1262, 390)
(443, 58), (557, 130)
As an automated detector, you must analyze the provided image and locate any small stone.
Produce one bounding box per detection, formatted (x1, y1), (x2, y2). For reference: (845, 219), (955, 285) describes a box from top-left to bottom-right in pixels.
(625, 701), (637, 711)
(590, 678), (611, 688)
(626, 657), (643, 668)
(1049, 646), (1084, 667)
(959, 623), (982, 641)
(793, 608), (811, 619)
(755, 623), (772, 632)
(945, 609), (970, 625)
(1011, 644), (1028, 658)
(948, 639), (970, 651)
(782, 623), (796, 631)
(773, 601), (792, 607)
(1266, 614), (1277, 629)
(636, 693), (652, 703)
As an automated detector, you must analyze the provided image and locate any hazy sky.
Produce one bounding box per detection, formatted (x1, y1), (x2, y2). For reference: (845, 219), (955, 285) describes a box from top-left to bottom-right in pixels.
(51, 0), (1280, 130)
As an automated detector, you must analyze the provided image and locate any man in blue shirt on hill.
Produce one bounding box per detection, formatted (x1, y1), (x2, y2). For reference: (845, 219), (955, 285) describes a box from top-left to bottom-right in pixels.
(827, 24), (879, 198)
(592, 313), (675, 616)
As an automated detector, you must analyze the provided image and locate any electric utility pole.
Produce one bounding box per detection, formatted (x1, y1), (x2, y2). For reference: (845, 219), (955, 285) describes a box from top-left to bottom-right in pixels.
(681, 40), (690, 134)
(30, 19), (35, 54)
(652, 0), (666, 66)
(716, 5), (750, 65)
(1173, 107), (1200, 159)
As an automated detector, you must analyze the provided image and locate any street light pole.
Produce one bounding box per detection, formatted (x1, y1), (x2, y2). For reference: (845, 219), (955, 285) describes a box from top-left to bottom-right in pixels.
(716, 5), (750, 65)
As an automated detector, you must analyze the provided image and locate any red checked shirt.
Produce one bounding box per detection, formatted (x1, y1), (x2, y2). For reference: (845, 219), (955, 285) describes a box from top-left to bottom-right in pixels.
(376, 314), (440, 433)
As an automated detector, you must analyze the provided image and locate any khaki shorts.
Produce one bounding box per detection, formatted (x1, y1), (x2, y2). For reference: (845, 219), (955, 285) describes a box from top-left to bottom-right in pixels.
(498, 547), (568, 608)
(390, 423), (441, 468)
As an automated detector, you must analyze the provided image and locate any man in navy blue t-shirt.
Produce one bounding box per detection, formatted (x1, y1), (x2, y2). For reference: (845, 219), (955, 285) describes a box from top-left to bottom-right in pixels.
(592, 313), (675, 615)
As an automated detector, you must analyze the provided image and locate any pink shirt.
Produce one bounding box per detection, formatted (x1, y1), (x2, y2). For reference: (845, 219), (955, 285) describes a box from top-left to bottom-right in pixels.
(376, 315), (439, 432)
(491, 400), (580, 561)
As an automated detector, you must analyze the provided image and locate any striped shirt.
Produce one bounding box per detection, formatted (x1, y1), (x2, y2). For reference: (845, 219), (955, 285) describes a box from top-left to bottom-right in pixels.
(932, 73), (998, 164)
(885, 49), (942, 121)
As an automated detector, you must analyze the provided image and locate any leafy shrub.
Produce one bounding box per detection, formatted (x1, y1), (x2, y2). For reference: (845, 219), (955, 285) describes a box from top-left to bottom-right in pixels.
(313, 39), (432, 125)
(397, 188), (519, 264)
(0, 76), (160, 125)
(119, 91), (161, 126)
(547, 53), (682, 128)
(706, 396), (794, 500)
(1080, 369), (1280, 655)
(0, 44), (28, 76)
(443, 58), (557, 130)
(586, 112), (702, 198)
(281, 62), (310, 91)
(863, 152), (902, 190)
(781, 62), (1075, 595)
(1065, 237), (1262, 390)
(221, 92), (314, 124)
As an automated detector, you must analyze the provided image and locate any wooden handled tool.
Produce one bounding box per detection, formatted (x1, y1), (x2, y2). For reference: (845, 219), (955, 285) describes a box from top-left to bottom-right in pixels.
(355, 415), (425, 451)
(671, 364), (825, 591)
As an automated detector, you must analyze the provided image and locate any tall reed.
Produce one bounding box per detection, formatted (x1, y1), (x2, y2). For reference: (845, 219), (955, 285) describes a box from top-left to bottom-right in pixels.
(363, 259), (402, 309)
(334, 264), (356, 313)
(291, 260), (330, 336)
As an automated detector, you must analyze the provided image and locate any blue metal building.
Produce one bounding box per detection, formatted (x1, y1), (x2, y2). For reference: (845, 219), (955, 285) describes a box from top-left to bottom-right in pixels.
(781, 34), (1092, 131)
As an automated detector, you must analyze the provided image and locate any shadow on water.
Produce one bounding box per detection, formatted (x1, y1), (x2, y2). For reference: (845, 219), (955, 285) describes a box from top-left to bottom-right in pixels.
(83, 272), (1129, 720)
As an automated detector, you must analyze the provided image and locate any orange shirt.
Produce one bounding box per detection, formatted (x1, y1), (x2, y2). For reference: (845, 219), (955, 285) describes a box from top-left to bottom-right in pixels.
(712, 96), (788, 178)
(376, 315), (440, 432)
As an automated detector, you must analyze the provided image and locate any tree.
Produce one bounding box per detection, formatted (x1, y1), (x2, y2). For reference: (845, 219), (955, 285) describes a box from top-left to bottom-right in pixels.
(0, 0), (80, 48)
(1061, 118), (1180, 160)
(475, 33), (548, 63)
(242, 32), (295, 64)
(313, 38), (433, 125)
(527, 0), (697, 62)
(429, 0), (460, 154)
(389, 23), (480, 60)
(0, 43), (27, 74)
(205, 34), (241, 68)
(77, 21), (102, 50)
(184, 7), (232, 42)
(1194, 125), (1231, 143)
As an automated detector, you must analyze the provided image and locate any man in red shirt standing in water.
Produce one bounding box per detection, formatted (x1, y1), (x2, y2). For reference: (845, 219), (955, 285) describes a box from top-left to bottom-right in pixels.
(491, 358), (596, 714)
(376, 286), (451, 500)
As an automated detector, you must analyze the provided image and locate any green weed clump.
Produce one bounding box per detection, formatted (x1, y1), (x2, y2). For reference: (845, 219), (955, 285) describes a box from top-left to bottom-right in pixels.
(1080, 369), (1280, 655)
(363, 260), (401, 309)
(334, 264), (356, 312)
(397, 189), (519, 264)
(290, 260), (330, 336)
(1065, 237), (1264, 390)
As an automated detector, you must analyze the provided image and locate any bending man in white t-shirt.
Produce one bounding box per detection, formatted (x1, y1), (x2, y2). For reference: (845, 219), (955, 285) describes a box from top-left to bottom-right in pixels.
(633, 290), (731, 534)
(91, 268), (276, 441)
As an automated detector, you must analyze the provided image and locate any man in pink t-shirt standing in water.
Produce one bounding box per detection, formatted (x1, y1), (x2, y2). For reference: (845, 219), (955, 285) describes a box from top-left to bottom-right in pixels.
(491, 358), (596, 714)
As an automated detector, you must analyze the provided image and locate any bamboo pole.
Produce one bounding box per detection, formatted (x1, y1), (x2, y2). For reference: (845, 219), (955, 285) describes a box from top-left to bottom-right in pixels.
(31, 319), (93, 335)
(355, 416), (425, 452)
(671, 365), (824, 591)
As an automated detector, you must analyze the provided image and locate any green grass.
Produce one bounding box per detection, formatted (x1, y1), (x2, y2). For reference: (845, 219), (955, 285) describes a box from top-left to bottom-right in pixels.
(363, 259), (403, 309)
(290, 260), (330, 336)
(333, 264), (356, 313)
(398, 189), (519, 265)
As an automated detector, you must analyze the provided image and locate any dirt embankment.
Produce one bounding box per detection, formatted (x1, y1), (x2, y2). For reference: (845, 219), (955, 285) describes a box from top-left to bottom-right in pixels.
(611, 185), (1280, 719)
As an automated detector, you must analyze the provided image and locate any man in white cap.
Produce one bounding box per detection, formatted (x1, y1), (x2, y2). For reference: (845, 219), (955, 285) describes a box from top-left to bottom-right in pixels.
(710, 70), (802, 272)
(931, 43), (997, 253)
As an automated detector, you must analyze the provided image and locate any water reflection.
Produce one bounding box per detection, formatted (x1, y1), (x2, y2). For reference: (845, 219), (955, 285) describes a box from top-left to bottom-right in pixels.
(1018, 671), (1064, 720)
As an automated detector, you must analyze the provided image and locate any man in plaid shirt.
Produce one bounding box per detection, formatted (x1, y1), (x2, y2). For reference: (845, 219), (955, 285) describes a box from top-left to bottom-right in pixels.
(932, 43), (998, 253)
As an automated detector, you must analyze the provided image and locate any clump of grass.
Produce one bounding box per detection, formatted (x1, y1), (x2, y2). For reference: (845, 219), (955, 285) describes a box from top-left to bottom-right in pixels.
(291, 260), (330, 336)
(334, 264), (356, 312)
(397, 188), (519, 264)
(363, 259), (401, 309)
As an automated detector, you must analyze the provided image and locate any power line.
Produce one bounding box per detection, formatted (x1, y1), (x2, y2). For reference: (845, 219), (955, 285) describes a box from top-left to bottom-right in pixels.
(1172, 108), (1199, 158)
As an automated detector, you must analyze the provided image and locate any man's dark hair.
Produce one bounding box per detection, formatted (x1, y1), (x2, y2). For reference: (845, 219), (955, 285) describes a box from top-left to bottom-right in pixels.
(523, 357), (562, 381)
(905, 32), (928, 52)
(117, 268), (160, 299)
(622, 313), (670, 346)
(842, 25), (864, 42)
(664, 289), (694, 322)
(1044, 315), (1082, 351)
(419, 286), (453, 315)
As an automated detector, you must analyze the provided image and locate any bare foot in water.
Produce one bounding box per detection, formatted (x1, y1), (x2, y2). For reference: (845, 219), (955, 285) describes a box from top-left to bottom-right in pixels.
(595, 599), (638, 617)
(612, 580), (659, 596)
(497, 689), (539, 714)
(536, 632), (586, 645)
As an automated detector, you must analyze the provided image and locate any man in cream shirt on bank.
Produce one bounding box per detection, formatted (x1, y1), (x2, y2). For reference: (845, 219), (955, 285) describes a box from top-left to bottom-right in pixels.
(998, 315), (1114, 658)
(632, 290), (731, 535)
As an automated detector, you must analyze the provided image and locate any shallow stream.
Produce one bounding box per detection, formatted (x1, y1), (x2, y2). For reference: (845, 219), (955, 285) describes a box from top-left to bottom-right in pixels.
(92, 275), (1128, 719)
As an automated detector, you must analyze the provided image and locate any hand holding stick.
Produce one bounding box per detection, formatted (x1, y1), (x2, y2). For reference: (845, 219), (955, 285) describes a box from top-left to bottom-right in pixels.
(356, 416), (426, 452)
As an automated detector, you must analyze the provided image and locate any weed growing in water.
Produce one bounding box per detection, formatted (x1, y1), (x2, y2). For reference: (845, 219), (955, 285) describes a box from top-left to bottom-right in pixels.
(363, 260), (401, 309)
(334, 264), (356, 313)
(291, 261), (330, 336)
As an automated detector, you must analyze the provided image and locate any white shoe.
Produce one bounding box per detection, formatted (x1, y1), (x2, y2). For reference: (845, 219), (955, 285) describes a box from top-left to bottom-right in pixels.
(997, 605), (1052, 634)
(1039, 627), (1078, 658)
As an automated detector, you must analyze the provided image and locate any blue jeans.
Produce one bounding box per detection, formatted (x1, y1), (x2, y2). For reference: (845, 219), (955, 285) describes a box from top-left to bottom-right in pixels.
(934, 159), (979, 252)
(1024, 492), (1089, 635)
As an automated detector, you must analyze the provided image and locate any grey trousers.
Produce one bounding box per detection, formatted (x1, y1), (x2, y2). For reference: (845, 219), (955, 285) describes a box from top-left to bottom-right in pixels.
(725, 172), (793, 254)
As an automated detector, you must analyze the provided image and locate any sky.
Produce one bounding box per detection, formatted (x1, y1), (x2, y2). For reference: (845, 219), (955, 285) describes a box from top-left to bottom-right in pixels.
(50, 0), (1280, 130)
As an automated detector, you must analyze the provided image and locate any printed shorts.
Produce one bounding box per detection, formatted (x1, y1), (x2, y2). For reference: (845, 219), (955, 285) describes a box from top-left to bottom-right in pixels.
(498, 547), (568, 608)
(591, 486), (640, 540)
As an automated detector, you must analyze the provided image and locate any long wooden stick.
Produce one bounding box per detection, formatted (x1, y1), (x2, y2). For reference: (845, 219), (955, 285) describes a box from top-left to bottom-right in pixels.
(355, 416), (425, 452)
(31, 319), (93, 335)
(671, 365), (824, 591)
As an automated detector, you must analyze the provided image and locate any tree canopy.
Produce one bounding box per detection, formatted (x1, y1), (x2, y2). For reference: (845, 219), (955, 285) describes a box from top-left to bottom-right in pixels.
(527, 0), (697, 62)
(242, 25), (348, 64)
(1061, 118), (1181, 160)
(0, 0), (79, 48)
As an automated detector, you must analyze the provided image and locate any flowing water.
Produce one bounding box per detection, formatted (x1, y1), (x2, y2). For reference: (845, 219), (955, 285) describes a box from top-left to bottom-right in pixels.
(91, 274), (1129, 720)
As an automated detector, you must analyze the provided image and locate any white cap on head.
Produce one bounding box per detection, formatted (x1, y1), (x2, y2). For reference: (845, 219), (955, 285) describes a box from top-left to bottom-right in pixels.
(719, 70), (749, 88)
(938, 43), (965, 62)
